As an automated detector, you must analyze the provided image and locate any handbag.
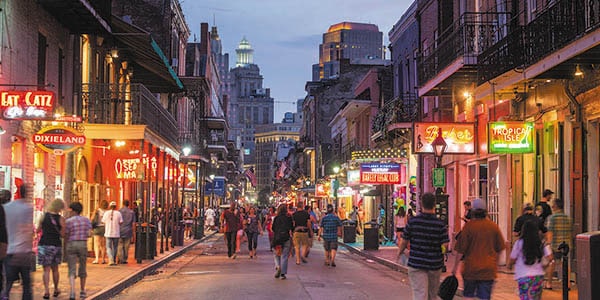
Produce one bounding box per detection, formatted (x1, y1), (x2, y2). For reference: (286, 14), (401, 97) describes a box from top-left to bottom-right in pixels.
(438, 274), (458, 300)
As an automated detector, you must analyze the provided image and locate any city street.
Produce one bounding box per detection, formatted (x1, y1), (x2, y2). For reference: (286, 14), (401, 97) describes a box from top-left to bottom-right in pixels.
(113, 234), (417, 300)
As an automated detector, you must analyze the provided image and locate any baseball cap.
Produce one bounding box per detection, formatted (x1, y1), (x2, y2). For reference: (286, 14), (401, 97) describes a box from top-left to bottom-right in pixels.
(543, 189), (554, 197)
(471, 198), (486, 210)
(109, 201), (117, 207)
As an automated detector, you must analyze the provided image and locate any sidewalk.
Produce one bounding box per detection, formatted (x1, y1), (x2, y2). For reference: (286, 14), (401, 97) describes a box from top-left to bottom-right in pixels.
(8, 232), (216, 300)
(340, 235), (578, 300)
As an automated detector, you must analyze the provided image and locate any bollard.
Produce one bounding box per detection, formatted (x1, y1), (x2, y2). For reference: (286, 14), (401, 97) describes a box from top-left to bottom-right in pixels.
(558, 242), (569, 300)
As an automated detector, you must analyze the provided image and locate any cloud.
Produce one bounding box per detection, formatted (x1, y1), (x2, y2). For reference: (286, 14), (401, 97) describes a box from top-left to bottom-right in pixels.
(274, 34), (322, 49)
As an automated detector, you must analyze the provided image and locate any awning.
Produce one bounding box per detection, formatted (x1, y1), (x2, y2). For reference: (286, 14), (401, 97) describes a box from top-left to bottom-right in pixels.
(38, 0), (111, 34)
(111, 16), (183, 93)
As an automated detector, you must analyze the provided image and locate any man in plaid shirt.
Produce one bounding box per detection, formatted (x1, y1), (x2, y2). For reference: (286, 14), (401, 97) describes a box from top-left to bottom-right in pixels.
(545, 198), (572, 290)
(318, 204), (342, 267)
(65, 202), (92, 299)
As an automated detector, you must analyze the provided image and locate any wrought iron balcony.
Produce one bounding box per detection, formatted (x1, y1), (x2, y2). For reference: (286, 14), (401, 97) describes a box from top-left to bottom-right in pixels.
(80, 83), (178, 146)
(418, 12), (511, 86)
(372, 93), (419, 133)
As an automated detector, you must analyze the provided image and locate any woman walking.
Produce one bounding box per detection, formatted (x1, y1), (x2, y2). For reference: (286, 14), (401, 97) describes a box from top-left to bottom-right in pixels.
(65, 202), (92, 300)
(236, 206), (247, 254)
(394, 206), (407, 242)
(91, 200), (108, 264)
(36, 199), (66, 299)
(245, 206), (263, 258)
(508, 221), (553, 299)
(264, 206), (276, 251)
(271, 204), (293, 280)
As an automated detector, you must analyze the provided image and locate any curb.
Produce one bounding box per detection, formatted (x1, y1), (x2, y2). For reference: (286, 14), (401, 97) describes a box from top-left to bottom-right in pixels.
(88, 232), (216, 300)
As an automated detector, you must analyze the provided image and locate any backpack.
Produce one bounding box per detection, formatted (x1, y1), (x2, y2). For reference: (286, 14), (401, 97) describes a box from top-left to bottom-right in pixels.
(438, 274), (458, 300)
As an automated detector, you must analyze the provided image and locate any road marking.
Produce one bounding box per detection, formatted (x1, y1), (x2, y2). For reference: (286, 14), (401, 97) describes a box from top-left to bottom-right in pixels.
(178, 271), (221, 275)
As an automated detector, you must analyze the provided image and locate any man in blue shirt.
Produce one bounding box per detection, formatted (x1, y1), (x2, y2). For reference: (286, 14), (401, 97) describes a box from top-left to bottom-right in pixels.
(397, 192), (449, 300)
(318, 204), (342, 267)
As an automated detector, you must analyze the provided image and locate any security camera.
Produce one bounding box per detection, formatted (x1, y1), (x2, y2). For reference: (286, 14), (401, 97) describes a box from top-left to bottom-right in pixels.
(10, 135), (19, 142)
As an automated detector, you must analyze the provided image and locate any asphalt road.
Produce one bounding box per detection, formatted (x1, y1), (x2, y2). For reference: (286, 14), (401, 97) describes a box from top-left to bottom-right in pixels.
(112, 233), (417, 300)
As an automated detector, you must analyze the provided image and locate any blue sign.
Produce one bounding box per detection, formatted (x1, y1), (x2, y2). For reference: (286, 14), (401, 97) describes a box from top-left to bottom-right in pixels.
(205, 178), (225, 196)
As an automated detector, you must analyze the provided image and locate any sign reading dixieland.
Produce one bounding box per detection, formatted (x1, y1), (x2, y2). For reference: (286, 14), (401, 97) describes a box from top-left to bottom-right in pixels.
(33, 126), (86, 155)
(413, 122), (476, 154)
(1, 90), (55, 120)
(360, 163), (401, 184)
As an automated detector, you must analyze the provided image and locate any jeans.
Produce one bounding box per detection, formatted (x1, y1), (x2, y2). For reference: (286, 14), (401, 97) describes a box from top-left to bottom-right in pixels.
(407, 266), (441, 300)
(247, 231), (259, 251)
(225, 231), (237, 257)
(118, 237), (132, 263)
(2, 255), (33, 300)
(66, 241), (87, 278)
(105, 237), (119, 264)
(273, 240), (291, 275)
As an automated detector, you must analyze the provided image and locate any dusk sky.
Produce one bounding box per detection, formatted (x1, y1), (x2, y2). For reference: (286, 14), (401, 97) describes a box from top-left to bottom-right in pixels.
(181, 0), (412, 121)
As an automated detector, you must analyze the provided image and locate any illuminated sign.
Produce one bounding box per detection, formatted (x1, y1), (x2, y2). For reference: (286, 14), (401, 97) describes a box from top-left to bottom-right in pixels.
(205, 178), (225, 196)
(315, 183), (329, 197)
(413, 122), (476, 154)
(1, 90), (54, 120)
(55, 115), (82, 122)
(347, 170), (360, 186)
(115, 156), (157, 180)
(33, 126), (85, 155)
(360, 163), (401, 184)
(488, 122), (534, 153)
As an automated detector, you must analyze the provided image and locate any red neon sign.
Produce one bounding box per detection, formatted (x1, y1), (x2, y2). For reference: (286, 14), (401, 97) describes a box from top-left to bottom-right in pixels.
(1, 90), (55, 120)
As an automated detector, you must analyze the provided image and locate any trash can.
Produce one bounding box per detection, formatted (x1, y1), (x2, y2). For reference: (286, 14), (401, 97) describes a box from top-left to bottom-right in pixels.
(135, 223), (157, 261)
(576, 231), (600, 300)
(364, 221), (379, 250)
(172, 223), (184, 246)
(343, 220), (357, 243)
(194, 217), (204, 240)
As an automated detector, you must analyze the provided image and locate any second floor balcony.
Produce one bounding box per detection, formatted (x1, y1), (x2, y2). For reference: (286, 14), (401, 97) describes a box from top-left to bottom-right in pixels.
(372, 93), (419, 134)
(418, 12), (511, 96)
(80, 83), (178, 146)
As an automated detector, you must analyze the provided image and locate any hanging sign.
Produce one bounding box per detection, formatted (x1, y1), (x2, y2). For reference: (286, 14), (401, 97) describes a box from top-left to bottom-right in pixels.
(1, 90), (55, 120)
(360, 163), (401, 184)
(413, 122), (476, 154)
(488, 122), (535, 153)
(33, 125), (85, 155)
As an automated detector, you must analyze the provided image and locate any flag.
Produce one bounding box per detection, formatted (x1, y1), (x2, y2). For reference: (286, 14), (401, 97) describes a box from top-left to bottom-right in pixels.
(244, 168), (257, 187)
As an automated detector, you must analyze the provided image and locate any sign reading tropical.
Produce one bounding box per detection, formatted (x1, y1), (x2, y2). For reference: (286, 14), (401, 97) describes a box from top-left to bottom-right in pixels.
(33, 125), (85, 155)
(1, 90), (54, 120)
(360, 163), (401, 184)
(413, 122), (476, 154)
(488, 122), (534, 153)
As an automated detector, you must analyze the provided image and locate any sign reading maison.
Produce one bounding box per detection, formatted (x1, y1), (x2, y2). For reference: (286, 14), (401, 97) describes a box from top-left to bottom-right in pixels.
(1, 90), (55, 120)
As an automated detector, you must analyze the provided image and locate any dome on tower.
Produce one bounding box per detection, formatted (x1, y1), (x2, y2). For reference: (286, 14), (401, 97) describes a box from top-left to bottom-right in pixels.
(235, 36), (254, 67)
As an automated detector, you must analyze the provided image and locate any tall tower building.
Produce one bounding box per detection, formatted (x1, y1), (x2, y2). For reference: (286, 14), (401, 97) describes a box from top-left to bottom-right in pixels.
(228, 37), (274, 167)
(210, 26), (230, 102)
(312, 22), (384, 81)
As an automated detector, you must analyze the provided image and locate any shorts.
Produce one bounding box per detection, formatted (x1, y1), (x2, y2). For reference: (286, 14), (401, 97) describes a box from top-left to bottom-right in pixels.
(38, 245), (63, 266)
(517, 275), (543, 299)
(323, 240), (338, 251)
(293, 232), (309, 246)
(463, 279), (494, 300)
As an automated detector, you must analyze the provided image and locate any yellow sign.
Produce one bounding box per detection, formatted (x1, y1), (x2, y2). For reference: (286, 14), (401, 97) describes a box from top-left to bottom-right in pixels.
(413, 122), (476, 154)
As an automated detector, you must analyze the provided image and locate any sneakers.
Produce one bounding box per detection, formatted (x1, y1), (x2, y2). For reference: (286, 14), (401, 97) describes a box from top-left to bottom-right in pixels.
(280, 274), (286, 280)
(274, 267), (281, 278)
(80, 291), (87, 299)
(232, 253), (237, 259)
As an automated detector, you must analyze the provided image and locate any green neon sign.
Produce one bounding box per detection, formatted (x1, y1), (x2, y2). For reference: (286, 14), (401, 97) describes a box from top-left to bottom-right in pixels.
(488, 122), (534, 153)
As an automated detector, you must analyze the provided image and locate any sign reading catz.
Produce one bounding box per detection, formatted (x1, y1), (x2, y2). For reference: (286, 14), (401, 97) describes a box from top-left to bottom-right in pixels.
(0, 90), (55, 120)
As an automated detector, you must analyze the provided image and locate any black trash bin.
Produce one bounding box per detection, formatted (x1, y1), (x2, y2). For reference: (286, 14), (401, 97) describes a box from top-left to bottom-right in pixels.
(172, 223), (184, 246)
(135, 223), (157, 261)
(364, 221), (379, 250)
(343, 220), (357, 243)
(194, 217), (204, 240)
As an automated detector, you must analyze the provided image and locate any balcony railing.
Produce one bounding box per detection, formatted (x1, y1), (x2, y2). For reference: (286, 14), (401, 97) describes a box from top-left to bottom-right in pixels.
(372, 93), (419, 133)
(479, 0), (600, 83)
(418, 12), (511, 85)
(80, 83), (178, 146)
(341, 141), (368, 163)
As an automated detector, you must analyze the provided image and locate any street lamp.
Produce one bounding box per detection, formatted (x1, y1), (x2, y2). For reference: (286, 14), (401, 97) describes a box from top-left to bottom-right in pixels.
(209, 174), (215, 207)
(332, 166), (340, 211)
(431, 128), (447, 196)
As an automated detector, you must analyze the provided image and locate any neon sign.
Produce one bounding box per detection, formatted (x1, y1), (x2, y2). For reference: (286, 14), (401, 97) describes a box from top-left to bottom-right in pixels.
(488, 122), (534, 153)
(1, 90), (54, 120)
(115, 156), (157, 180)
(413, 122), (476, 154)
(360, 163), (401, 184)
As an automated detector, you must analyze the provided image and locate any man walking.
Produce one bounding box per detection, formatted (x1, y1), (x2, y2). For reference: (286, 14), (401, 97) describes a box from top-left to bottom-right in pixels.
(513, 203), (546, 237)
(292, 203), (311, 264)
(397, 193), (449, 300)
(536, 189), (554, 225)
(2, 183), (34, 300)
(545, 198), (572, 290)
(453, 198), (505, 300)
(65, 201), (92, 299)
(318, 204), (342, 267)
(204, 206), (216, 231)
(102, 201), (123, 266)
(221, 202), (240, 259)
(118, 200), (135, 264)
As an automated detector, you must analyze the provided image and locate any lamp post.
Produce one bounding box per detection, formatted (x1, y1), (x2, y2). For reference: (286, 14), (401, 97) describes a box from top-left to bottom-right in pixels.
(332, 166), (340, 211)
(209, 174), (215, 207)
(431, 128), (447, 195)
